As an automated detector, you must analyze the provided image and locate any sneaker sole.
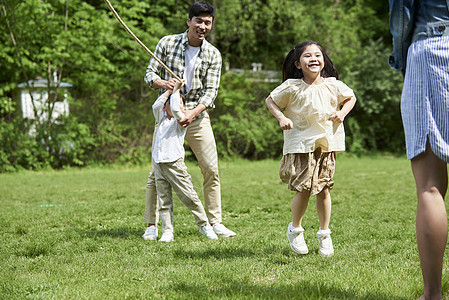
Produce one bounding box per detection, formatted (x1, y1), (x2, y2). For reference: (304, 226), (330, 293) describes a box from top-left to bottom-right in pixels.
(319, 251), (334, 258)
(287, 230), (308, 254)
(199, 231), (219, 240)
(215, 232), (236, 238)
(291, 246), (309, 255)
(142, 236), (157, 241)
(159, 239), (173, 242)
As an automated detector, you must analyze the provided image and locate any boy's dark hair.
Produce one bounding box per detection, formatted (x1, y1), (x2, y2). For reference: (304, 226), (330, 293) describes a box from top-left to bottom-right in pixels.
(282, 41), (338, 82)
(166, 93), (186, 106)
(189, 1), (215, 20)
(179, 93), (186, 105)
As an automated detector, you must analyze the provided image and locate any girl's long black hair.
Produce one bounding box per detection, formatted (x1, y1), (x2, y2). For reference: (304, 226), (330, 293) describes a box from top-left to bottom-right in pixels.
(282, 41), (339, 82)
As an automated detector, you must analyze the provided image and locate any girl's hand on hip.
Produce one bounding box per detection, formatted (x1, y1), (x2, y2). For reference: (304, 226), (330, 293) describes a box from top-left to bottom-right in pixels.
(329, 111), (345, 123)
(279, 117), (294, 130)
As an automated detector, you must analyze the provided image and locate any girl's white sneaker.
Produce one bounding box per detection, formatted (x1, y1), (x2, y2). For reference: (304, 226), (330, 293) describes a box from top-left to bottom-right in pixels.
(317, 229), (334, 257)
(286, 222), (308, 254)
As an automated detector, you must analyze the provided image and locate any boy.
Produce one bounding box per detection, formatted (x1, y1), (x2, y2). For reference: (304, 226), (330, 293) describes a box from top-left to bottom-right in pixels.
(143, 1), (236, 239)
(151, 80), (217, 242)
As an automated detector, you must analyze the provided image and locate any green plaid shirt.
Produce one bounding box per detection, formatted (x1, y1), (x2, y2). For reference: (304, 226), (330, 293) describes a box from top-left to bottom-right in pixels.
(145, 30), (222, 116)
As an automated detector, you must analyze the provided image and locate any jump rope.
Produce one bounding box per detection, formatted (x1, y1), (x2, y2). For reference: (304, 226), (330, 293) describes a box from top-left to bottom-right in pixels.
(104, 0), (184, 84)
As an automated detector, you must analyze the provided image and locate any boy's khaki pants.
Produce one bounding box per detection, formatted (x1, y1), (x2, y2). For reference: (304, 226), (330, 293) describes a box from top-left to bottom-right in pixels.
(143, 113), (222, 225)
(153, 159), (208, 233)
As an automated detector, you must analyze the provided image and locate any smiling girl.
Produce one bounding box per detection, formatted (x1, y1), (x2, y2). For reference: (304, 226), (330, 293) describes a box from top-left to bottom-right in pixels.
(266, 41), (356, 257)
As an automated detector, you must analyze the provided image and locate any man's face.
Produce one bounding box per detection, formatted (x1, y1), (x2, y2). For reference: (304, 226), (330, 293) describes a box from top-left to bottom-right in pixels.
(186, 14), (213, 47)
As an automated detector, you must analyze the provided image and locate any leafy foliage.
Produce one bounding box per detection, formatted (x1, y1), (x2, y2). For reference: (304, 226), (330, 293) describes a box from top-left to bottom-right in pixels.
(0, 0), (402, 171)
(211, 73), (282, 159)
(344, 40), (404, 153)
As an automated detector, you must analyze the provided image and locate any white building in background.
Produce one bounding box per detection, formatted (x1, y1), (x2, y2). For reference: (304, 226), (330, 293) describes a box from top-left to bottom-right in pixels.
(227, 63), (280, 83)
(16, 78), (72, 122)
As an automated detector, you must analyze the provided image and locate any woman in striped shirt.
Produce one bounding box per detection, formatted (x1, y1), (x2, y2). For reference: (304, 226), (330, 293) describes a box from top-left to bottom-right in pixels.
(389, 0), (449, 298)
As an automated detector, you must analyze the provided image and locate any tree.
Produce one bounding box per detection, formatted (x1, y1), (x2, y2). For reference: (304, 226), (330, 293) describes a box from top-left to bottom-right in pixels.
(0, 0), (402, 171)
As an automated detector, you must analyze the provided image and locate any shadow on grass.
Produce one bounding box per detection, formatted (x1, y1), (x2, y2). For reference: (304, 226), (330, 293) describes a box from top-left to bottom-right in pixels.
(174, 247), (258, 259)
(15, 241), (56, 258)
(77, 227), (142, 239)
(167, 280), (409, 300)
(173, 244), (302, 261)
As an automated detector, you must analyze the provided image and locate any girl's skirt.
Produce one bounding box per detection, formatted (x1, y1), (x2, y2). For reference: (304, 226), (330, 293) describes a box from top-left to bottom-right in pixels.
(402, 35), (449, 162)
(279, 148), (335, 195)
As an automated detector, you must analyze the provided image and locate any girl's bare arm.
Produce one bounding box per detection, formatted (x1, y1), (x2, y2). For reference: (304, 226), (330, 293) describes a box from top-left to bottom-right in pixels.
(329, 96), (357, 123)
(265, 95), (293, 130)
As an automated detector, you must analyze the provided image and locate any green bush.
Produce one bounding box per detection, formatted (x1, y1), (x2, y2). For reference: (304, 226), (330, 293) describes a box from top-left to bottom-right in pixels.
(342, 40), (405, 155)
(211, 73), (282, 159)
(0, 117), (98, 171)
(0, 120), (49, 172)
(0, 0), (405, 171)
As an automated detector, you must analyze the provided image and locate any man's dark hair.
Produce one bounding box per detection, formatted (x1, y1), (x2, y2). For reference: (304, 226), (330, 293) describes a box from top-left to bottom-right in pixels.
(189, 1), (215, 20)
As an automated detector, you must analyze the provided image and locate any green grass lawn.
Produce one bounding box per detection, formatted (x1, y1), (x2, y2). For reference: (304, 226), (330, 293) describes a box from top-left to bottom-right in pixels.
(1, 155), (448, 299)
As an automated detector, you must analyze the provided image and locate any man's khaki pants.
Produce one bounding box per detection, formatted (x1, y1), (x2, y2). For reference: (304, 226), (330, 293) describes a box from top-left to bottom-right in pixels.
(153, 159), (209, 233)
(143, 113), (222, 225)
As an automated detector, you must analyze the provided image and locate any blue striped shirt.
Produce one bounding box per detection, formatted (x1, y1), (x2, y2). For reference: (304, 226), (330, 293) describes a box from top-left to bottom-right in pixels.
(401, 36), (449, 162)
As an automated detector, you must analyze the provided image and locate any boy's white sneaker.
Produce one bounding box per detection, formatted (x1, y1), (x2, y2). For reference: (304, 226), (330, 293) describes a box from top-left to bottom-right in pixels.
(317, 229), (334, 257)
(142, 225), (158, 241)
(199, 224), (219, 240)
(159, 232), (174, 242)
(212, 223), (236, 237)
(286, 222), (308, 254)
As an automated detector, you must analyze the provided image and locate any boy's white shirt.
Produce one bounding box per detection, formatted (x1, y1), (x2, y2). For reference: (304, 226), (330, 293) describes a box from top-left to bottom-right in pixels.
(152, 92), (186, 163)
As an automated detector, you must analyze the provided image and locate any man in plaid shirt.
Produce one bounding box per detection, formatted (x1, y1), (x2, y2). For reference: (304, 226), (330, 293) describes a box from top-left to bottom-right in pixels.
(142, 1), (236, 241)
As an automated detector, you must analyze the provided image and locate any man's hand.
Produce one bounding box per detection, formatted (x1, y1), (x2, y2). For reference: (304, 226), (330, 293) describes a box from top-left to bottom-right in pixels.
(164, 78), (179, 90)
(153, 78), (179, 91)
(178, 109), (196, 127)
(173, 79), (185, 94)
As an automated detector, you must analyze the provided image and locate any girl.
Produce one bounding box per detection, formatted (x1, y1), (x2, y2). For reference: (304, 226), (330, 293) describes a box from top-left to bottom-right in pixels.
(266, 41), (356, 257)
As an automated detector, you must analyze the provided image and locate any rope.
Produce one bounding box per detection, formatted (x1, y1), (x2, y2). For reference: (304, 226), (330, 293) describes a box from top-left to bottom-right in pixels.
(104, 0), (183, 83)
